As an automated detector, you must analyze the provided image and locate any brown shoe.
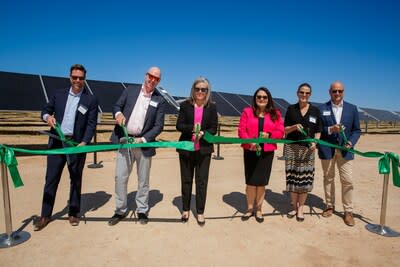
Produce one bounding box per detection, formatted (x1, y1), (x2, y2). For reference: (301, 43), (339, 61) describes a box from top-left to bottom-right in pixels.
(34, 216), (51, 231)
(69, 216), (80, 226)
(344, 212), (355, 227)
(322, 206), (334, 217)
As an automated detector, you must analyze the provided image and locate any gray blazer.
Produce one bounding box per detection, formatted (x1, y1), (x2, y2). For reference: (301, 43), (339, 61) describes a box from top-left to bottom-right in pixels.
(110, 85), (166, 157)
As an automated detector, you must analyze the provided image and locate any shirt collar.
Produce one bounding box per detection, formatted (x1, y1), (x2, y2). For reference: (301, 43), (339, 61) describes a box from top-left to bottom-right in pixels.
(331, 100), (343, 108)
(69, 87), (83, 97)
(141, 86), (154, 98)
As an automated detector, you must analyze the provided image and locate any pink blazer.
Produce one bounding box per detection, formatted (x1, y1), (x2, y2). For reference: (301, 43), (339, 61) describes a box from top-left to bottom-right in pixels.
(238, 107), (284, 151)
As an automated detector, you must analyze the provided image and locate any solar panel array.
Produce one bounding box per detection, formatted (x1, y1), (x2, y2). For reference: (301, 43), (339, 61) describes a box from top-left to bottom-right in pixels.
(0, 71), (399, 122)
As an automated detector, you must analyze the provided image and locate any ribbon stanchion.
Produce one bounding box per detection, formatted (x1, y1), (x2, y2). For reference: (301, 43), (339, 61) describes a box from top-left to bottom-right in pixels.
(0, 159), (30, 248)
(212, 124), (224, 160)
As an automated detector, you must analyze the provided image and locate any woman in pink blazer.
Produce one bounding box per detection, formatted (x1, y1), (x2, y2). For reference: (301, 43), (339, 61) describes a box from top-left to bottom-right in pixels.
(238, 87), (284, 223)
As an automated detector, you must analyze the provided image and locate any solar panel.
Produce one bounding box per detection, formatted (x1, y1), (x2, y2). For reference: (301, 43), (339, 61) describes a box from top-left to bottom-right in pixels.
(218, 92), (250, 115)
(211, 92), (242, 116)
(86, 80), (125, 112)
(360, 107), (400, 121)
(41, 75), (72, 102)
(0, 71), (45, 110)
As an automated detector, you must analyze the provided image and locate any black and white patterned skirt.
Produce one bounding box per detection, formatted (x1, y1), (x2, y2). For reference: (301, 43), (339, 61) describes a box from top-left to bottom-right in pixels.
(284, 143), (315, 193)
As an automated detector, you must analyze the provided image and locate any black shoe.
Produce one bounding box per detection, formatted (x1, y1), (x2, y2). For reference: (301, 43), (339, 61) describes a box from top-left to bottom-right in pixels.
(296, 214), (305, 222)
(137, 213), (148, 224)
(287, 210), (297, 219)
(241, 210), (253, 221)
(255, 216), (264, 223)
(181, 212), (189, 223)
(197, 214), (205, 226)
(108, 213), (127, 226)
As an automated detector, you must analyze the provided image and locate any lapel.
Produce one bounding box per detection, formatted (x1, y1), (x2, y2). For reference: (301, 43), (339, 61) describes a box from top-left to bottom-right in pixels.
(58, 89), (70, 123)
(327, 101), (337, 125)
(142, 93), (160, 131)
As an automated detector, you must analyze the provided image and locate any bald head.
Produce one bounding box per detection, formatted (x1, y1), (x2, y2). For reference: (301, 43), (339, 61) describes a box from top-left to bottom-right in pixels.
(329, 81), (345, 105)
(143, 66), (161, 92)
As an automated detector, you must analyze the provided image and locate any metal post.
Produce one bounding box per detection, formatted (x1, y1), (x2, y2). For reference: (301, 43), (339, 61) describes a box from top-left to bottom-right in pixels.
(87, 131), (103, 169)
(365, 173), (400, 237)
(88, 112), (103, 168)
(212, 124), (224, 160)
(0, 162), (30, 248)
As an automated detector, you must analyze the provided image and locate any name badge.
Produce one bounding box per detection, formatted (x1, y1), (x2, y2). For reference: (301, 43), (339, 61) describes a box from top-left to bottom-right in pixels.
(323, 110), (331, 116)
(309, 116), (316, 123)
(78, 104), (88, 115)
(149, 100), (158, 108)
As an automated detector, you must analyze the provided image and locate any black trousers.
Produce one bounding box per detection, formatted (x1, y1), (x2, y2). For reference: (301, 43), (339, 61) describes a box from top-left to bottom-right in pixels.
(41, 140), (86, 217)
(179, 151), (211, 214)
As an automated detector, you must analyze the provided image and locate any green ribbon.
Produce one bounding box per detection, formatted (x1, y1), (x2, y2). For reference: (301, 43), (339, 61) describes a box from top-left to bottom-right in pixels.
(256, 132), (262, 156)
(340, 125), (348, 145)
(195, 123), (200, 141)
(0, 146), (24, 188)
(54, 122), (79, 146)
(0, 140), (194, 188)
(120, 124), (134, 144)
(203, 131), (400, 187)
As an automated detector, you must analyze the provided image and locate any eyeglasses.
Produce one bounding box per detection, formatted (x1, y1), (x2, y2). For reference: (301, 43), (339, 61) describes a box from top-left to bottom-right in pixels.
(298, 91), (311, 95)
(256, 95), (268, 100)
(71, 75), (85, 81)
(331, 89), (344, 94)
(195, 87), (208, 93)
(147, 72), (161, 82)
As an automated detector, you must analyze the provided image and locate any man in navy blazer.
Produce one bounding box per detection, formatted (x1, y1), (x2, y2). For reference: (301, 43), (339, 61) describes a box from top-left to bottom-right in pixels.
(34, 64), (98, 231)
(318, 81), (361, 226)
(108, 66), (166, 225)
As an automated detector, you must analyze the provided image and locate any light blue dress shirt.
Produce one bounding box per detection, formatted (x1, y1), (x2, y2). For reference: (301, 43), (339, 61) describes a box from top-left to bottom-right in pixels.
(61, 88), (82, 135)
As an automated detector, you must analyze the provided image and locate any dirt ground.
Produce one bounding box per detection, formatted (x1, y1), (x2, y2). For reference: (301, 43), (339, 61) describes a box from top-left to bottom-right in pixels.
(0, 133), (399, 267)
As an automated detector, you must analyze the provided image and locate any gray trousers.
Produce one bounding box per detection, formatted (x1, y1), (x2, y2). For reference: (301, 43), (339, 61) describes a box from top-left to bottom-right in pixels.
(114, 148), (152, 215)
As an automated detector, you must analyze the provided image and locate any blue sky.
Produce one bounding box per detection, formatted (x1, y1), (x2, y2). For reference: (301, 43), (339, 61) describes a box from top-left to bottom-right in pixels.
(1, 0), (399, 111)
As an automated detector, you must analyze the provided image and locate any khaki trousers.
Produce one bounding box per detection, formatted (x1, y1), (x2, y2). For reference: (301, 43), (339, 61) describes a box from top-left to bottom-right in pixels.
(321, 149), (354, 212)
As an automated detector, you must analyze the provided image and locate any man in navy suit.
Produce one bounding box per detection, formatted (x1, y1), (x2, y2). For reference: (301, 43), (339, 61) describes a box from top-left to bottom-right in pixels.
(34, 64), (98, 231)
(318, 81), (361, 226)
(108, 66), (166, 225)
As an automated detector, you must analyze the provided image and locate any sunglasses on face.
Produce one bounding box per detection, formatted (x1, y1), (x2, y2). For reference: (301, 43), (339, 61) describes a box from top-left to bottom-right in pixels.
(71, 75), (85, 81)
(147, 72), (161, 82)
(194, 87), (208, 93)
(331, 89), (344, 94)
(298, 91), (311, 95)
(256, 95), (268, 100)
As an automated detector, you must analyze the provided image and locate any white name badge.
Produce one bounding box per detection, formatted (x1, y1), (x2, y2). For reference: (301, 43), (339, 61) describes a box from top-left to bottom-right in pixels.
(309, 116), (316, 123)
(149, 100), (158, 108)
(78, 105), (88, 115)
(323, 111), (331, 116)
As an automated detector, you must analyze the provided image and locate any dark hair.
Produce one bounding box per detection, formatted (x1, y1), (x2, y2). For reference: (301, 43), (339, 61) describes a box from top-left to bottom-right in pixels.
(70, 64), (87, 76)
(252, 86), (278, 121)
(297, 82), (312, 93)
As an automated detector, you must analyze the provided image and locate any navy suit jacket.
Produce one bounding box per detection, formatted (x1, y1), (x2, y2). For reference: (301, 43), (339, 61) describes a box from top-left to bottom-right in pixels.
(318, 101), (361, 160)
(176, 100), (218, 155)
(41, 87), (98, 148)
(110, 85), (166, 157)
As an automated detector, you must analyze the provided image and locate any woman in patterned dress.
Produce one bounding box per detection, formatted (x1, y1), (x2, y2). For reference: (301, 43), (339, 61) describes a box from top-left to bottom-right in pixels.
(284, 83), (322, 222)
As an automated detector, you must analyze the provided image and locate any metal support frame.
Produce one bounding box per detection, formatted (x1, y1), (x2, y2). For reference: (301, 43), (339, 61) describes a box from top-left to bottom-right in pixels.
(365, 173), (400, 237)
(0, 163), (30, 248)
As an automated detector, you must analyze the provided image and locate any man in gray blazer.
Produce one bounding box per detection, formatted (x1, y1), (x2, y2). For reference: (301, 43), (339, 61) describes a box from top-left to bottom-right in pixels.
(109, 66), (166, 225)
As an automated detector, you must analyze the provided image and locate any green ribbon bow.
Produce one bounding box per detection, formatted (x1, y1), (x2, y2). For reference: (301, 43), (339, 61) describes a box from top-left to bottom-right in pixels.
(0, 145), (24, 188)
